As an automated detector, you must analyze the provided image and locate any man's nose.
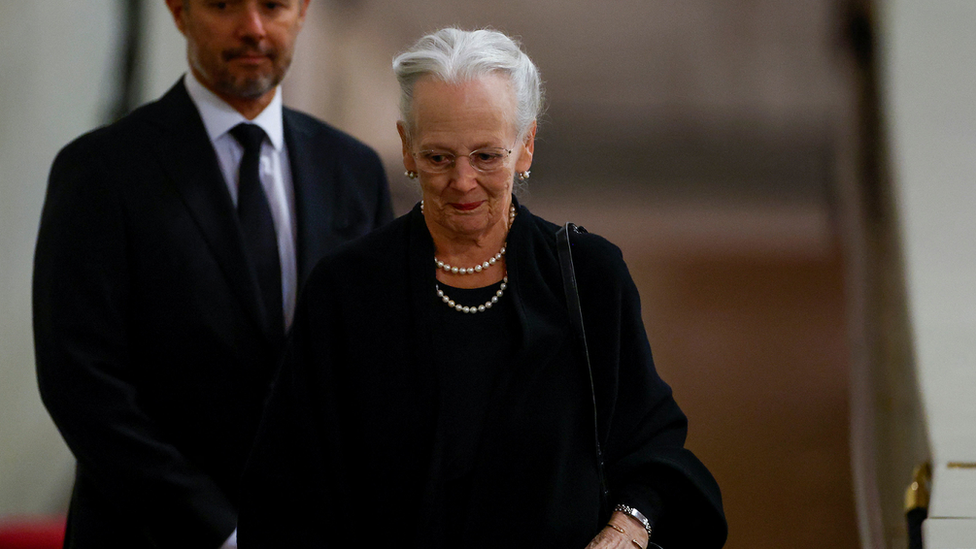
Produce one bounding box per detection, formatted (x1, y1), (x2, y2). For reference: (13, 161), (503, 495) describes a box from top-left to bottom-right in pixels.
(237, 4), (267, 41)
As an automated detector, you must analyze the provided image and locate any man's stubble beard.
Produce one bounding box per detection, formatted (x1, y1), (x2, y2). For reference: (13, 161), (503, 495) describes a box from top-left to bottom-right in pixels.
(189, 45), (292, 100)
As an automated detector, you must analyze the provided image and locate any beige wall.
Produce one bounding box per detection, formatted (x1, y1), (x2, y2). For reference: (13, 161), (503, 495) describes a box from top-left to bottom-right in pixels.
(0, 1), (123, 514)
(881, 0), (976, 545)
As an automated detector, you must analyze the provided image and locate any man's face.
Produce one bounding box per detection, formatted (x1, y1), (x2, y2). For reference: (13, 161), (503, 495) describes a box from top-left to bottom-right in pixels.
(167, 0), (310, 103)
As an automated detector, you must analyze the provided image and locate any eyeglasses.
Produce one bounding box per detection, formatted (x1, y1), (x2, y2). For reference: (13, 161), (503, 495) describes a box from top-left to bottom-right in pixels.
(412, 147), (513, 174)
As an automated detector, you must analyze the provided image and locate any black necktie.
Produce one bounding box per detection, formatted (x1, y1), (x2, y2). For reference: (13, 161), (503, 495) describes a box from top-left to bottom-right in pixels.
(229, 123), (283, 337)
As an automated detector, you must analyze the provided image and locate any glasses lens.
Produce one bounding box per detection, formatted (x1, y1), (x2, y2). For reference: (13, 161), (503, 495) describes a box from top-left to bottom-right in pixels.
(414, 148), (510, 173)
(470, 148), (509, 172)
(416, 151), (454, 173)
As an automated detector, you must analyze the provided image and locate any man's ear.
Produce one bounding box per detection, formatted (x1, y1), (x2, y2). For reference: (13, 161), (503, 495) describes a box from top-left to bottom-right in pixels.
(295, 0), (311, 29)
(164, 0), (188, 36)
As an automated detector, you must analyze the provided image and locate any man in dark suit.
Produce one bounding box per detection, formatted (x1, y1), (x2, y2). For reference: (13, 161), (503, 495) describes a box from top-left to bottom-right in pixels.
(32, 1), (392, 548)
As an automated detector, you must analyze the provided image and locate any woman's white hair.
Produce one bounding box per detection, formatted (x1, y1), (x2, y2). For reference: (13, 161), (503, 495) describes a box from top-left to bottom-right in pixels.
(393, 28), (544, 139)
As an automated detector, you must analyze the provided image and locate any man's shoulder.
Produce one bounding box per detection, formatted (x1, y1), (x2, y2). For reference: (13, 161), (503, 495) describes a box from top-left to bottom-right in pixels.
(282, 107), (380, 157)
(56, 85), (184, 161)
(304, 211), (411, 289)
(325, 211), (410, 264)
(52, 114), (152, 173)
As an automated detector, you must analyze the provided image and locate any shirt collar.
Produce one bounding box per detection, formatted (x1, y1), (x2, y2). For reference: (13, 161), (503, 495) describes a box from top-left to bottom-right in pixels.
(184, 72), (285, 151)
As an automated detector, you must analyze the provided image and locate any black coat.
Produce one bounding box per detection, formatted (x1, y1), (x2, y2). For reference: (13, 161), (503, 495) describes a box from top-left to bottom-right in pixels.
(32, 80), (392, 549)
(239, 203), (727, 548)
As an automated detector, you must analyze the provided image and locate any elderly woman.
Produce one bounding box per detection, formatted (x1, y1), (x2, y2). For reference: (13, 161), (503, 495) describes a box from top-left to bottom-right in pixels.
(239, 28), (726, 549)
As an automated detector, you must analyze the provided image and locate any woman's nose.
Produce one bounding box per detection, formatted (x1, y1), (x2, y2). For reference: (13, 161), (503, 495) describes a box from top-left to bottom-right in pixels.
(449, 156), (480, 191)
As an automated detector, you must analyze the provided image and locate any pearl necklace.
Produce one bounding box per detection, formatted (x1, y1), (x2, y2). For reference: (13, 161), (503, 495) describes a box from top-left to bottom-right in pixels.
(436, 247), (505, 275)
(436, 275), (508, 314)
(422, 201), (516, 275)
(420, 200), (516, 313)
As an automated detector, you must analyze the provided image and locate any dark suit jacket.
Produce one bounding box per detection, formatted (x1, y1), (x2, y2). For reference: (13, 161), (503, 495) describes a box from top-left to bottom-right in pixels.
(32, 80), (393, 549)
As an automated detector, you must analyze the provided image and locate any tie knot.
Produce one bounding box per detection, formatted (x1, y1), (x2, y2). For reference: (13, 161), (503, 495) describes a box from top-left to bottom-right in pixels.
(229, 123), (267, 154)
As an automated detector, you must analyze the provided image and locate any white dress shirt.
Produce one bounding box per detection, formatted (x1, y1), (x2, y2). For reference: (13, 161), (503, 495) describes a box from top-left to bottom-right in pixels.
(184, 72), (299, 331)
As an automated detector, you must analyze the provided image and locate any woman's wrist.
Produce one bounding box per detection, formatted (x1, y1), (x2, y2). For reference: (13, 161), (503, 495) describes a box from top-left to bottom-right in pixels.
(613, 503), (653, 538)
(607, 510), (649, 548)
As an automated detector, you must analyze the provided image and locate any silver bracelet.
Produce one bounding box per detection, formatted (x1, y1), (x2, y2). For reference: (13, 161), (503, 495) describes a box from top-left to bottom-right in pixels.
(614, 503), (653, 538)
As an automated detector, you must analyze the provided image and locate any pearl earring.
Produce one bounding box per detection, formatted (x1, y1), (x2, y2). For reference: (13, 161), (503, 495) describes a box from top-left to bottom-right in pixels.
(517, 170), (531, 182)
(405, 170), (418, 180)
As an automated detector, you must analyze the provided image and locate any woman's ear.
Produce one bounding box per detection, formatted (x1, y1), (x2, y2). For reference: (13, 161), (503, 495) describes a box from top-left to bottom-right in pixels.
(514, 121), (537, 173)
(397, 121), (417, 172)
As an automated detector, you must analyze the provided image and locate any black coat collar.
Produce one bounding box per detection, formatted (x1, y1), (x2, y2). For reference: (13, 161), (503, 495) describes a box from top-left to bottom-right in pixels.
(150, 81), (278, 342)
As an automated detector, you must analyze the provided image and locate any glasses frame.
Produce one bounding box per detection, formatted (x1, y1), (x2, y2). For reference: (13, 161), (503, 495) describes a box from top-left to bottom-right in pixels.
(411, 145), (515, 175)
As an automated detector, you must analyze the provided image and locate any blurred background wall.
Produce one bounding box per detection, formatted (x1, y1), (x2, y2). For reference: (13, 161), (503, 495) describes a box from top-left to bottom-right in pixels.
(880, 1), (976, 545)
(0, 1), (125, 517)
(3, 0), (962, 547)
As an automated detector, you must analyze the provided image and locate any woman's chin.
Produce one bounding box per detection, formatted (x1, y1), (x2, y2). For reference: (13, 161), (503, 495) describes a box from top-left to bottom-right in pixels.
(447, 218), (491, 236)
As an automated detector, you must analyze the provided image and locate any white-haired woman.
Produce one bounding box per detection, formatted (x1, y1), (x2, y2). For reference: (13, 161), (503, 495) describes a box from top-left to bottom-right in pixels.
(239, 28), (726, 549)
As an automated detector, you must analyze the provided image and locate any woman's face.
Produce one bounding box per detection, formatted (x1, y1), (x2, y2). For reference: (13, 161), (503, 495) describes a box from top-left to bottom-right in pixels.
(399, 74), (535, 241)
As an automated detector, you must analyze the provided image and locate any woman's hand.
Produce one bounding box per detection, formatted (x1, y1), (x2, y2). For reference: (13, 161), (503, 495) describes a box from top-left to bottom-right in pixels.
(584, 511), (650, 549)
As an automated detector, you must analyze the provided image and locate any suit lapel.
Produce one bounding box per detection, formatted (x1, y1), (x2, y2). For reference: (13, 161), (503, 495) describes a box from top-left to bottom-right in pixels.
(284, 109), (336, 286)
(149, 81), (272, 338)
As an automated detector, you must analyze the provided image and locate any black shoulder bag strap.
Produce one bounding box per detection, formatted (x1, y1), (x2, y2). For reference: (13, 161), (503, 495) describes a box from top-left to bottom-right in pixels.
(556, 222), (610, 520)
